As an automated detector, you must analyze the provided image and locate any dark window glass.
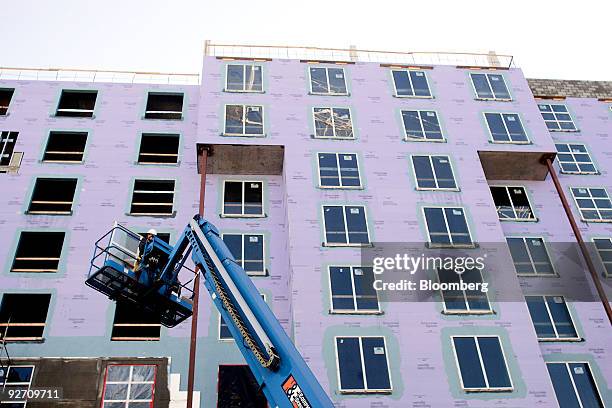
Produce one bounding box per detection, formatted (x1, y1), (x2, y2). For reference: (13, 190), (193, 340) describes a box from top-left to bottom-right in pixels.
(310, 67), (347, 95)
(454, 336), (512, 390)
(392, 70), (431, 97)
(547, 363), (604, 408)
(526, 296), (578, 340)
(226, 64), (263, 92)
(539, 104), (577, 132)
(471, 73), (510, 100)
(413, 155), (456, 189)
(402, 110), (443, 141)
(506, 237), (555, 275)
(318, 153), (361, 188)
(330, 266), (378, 312)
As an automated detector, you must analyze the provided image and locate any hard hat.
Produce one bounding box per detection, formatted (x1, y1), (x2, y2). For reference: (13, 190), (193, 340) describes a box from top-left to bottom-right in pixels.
(147, 229), (158, 235)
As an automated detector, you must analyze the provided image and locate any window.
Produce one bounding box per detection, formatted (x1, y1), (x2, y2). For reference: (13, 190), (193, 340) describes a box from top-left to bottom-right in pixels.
(137, 133), (180, 164)
(570, 187), (612, 222)
(0, 131), (19, 166)
(538, 104), (577, 131)
(217, 365), (267, 407)
(484, 112), (529, 143)
(593, 238), (612, 277)
(111, 302), (161, 341)
(219, 294), (266, 340)
(222, 181), (264, 217)
(506, 237), (555, 276)
(136, 232), (171, 245)
(555, 143), (597, 174)
(335, 336), (391, 393)
(452, 336), (512, 391)
(391, 69), (432, 97)
(11, 231), (65, 273)
(322, 205), (370, 246)
(547, 362), (605, 408)
(438, 268), (490, 313)
(42, 131), (88, 163)
(0, 88), (15, 115)
(222, 233), (265, 276)
(0, 293), (51, 341)
(0, 365), (34, 407)
(526, 296), (579, 341)
(102, 364), (156, 407)
(470, 73), (511, 101)
(28, 178), (78, 214)
(309, 67), (348, 95)
(423, 207), (473, 247)
(224, 104), (264, 136)
(55, 90), (97, 117)
(317, 153), (361, 188)
(144, 92), (183, 120)
(411, 155), (457, 190)
(329, 266), (379, 313)
(401, 110), (444, 141)
(130, 180), (175, 216)
(226, 64), (263, 92)
(313, 107), (354, 139)
(490, 186), (536, 221)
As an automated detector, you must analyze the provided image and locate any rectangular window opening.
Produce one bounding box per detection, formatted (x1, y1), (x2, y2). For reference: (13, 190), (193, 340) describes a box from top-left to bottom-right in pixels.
(539, 104), (578, 132)
(222, 233), (266, 276)
(0, 293), (51, 341)
(138, 133), (180, 164)
(102, 364), (157, 406)
(547, 362), (605, 407)
(470, 73), (511, 101)
(226, 64), (264, 92)
(222, 181), (264, 217)
(484, 112), (529, 143)
(313, 107), (354, 139)
(217, 365), (267, 407)
(224, 104), (264, 136)
(11, 231), (65, 273)
(392, 70), (432, 97)
(412, 155), (457, 190)
(506, 237), (555, 276)
(593, 238), (612, 277)
(322, 205), (370, 246)
(0, 88), (15, 115)
(318, 153), (361, 188)
(401, 110), (444, 141)
(0, 131), (19, 167)
(0, 364), (35, 405)
(555, 143), (597, 174)
(490, 186), (536, 221)
(570, 187), (612, 222)
(526, 295), (579, 341)
(130, 179), (175, 216)
(335, 336), (392, 393)
(28, 178), (77, 214)
(309, 67), (348, 95)
(56, 90), (97, 118)
(329, 266), (379, 313)
(111, 301), (161, 341)
(438, 268), (491, 314)
(145, 92), (184, 120)
(423, 207), (473, 248)
(42, 131), (88, 163)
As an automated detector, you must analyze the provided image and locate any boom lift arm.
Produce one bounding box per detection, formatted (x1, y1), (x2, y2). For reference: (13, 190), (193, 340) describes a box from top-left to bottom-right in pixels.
(86, 215), (333, 408)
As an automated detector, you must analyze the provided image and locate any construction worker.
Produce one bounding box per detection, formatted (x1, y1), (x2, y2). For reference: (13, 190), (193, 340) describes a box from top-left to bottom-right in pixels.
(133, 229), (157, 277)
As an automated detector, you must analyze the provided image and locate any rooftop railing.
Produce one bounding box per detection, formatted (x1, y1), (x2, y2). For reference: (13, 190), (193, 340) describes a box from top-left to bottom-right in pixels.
(0, 67), (200, 85)
(204, 42), (515, 68)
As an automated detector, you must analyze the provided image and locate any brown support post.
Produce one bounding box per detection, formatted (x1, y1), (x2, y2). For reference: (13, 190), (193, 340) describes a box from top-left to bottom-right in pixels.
(545, 158), (612, 324)
(187, 147), (208, 407)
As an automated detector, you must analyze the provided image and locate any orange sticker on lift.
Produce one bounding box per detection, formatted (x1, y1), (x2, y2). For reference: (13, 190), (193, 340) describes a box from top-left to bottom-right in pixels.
(282, 375), (312, 408)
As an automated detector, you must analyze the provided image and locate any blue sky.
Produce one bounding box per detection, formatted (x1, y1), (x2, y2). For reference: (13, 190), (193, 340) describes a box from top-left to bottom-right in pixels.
(1, 0), (610, 80)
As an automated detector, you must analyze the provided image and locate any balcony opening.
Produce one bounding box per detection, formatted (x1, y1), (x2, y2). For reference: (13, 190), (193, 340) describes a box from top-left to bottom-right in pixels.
(55, 90), (97, 118)
(0, 293), (51, 341)
(42, 131), (88, 163)
(144, 93), (183, 120)
(0, 88), (15, 115)
(11, 231), (65, 273)
(217, 365), (266, 408)
(138, 133), (180, 164)
(28, 178), (77, 214)
(111, 301), (161, 341)
(130, 179), (175, 216)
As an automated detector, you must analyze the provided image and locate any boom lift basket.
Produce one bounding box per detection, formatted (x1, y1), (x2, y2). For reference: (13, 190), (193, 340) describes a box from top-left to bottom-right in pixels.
(85, 224), (195, 327)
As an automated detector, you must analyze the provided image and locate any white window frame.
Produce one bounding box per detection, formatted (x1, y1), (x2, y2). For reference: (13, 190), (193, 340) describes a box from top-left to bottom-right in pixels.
(410, 154), (458, 191)
(546, 362), (606, 408)
(311, 107), (354, 140)
(483, 112), (530, 144)
(308, 66), (348, 96)
(592, 237), (612, 278)
(538, 103), (579, 132)
(0, 364), (35, 406)
(129, 179), (176, 216)
(223, 104), (265, 137)
(437, 268), (492, 315)
(400, 109), (445, 142)
(451, 335), (514, 392)
(390, 69), (433, 99)
(224, 63), (264, 93)
(469, 73), (512, 101)
(334, 335), (393, 393)
(570, 186), (612, 223)
(221, 180), (265, 218)
(221, 233), (266, 276)
(506, 236), (557, 277)
(490, 185), (537, 222)
(0, 131), (19, 166)
(102, 364), (157, 406)
(328, 266), (381, 314)
(526, 295), (580, 342)
(555, 143), (598, 175)
(219, 294), (266, 341)
(421, 206), (475, 248)
(321, 205), (371, 247)
(317, 152), (362, 189)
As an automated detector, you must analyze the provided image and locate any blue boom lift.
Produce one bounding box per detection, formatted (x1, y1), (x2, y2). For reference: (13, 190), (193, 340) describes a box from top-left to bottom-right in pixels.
(86, 214), (333, 408)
